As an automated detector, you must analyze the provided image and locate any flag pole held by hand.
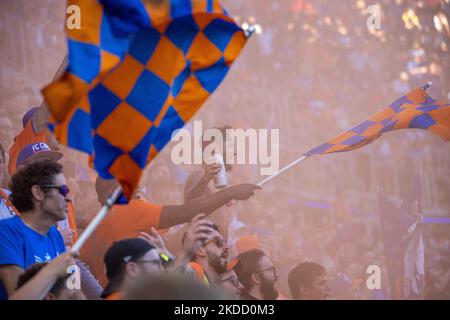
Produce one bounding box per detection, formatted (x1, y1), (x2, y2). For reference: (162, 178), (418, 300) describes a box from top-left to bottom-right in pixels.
(72, 186), (122, 253)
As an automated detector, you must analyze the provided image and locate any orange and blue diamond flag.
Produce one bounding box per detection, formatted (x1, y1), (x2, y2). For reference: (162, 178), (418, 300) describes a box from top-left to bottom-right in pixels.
(305, 87), (450, 157)
(42, 0), (248, 199)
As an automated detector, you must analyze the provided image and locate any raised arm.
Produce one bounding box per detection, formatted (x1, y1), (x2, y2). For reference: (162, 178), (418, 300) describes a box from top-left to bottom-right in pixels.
(159, 184), (260, 229)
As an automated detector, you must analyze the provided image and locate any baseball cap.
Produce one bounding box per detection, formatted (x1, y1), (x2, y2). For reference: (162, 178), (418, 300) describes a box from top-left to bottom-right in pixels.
(22, 107), (39, 128)
(101, 238), (155, 298)
(16, 142), (63, 168)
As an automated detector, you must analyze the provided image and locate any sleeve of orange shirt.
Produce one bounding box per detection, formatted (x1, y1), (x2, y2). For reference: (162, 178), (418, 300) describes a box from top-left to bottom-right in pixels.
(8, 120), (48, 175)
(124, 199), (163, 232)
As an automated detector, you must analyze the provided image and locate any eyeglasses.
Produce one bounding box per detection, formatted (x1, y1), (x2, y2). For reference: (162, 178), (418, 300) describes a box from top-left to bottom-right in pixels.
(254, 266), (277, 278)
(134, 253), (173, 270)
(202, 236), (225, 248)
(215, 275), (240, 288)
(41, 185), (70, 197)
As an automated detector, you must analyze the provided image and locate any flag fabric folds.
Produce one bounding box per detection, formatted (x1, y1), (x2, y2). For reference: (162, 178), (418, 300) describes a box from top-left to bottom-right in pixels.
(42, 0), (247, 198)
(305, 87), (450, 157)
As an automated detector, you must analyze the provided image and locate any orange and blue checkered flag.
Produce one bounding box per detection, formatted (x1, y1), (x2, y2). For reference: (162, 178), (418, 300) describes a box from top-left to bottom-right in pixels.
(42, 0), (248, 199)
(305, 86), (450, 157)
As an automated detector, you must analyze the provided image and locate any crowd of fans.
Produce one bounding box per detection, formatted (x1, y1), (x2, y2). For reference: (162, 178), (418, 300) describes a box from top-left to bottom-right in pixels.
(0, 0), (449, 300)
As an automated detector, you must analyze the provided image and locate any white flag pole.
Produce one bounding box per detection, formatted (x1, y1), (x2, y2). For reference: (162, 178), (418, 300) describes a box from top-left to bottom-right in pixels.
(257, 155), (307, 187)
(72, 186), (122, 253)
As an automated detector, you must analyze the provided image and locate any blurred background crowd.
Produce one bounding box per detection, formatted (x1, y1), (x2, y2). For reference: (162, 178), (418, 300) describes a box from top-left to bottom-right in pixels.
(1, 0), (450, 299)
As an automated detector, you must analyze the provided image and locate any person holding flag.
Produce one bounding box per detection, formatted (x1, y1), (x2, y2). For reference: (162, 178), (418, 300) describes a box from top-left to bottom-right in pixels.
(40, 0), (258, 282)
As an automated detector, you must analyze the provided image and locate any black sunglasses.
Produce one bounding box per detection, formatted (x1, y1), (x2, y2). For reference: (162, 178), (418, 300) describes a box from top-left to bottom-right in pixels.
(41, 185), (70, 197)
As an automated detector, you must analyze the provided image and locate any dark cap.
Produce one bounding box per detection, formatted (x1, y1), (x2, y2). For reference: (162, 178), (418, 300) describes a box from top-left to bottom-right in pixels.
(101, 238), (154, 298)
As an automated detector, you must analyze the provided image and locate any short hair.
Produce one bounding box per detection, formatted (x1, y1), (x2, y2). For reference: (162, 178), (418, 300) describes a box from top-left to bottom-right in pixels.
(181, 223), (220, 246)
(233, 248), (265, 293)
(288, 262), (327, 299)
(10, 160), (63, 212)
(95, 176), (118, 202)
(16, 262), (69, 297)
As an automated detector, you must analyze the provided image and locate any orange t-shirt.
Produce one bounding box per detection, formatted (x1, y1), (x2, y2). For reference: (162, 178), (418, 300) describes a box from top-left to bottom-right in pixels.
(79, 199), (163, 287)
(8, 120), (48, 175)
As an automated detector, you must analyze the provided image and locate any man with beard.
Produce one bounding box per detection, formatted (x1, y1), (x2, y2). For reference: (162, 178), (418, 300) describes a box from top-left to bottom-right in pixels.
(183, 223), (230, 286)
(0, 160), (68, 299)
(233, 249), (280, 300)
(287, 262), (331, 300)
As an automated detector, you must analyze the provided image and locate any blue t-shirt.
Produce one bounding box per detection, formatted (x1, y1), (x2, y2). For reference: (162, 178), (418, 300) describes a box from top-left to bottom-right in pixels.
(0, 216), (66, 299)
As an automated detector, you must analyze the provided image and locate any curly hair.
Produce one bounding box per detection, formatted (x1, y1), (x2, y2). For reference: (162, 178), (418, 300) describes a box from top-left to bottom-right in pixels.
(10, 160), (63, 212)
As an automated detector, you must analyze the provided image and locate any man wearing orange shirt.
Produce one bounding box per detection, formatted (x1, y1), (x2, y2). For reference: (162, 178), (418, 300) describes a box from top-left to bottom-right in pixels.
(80, 177), (261, 287)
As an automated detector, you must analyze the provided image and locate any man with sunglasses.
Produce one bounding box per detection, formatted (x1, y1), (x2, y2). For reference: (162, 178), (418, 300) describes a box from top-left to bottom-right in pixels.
(100, 214), (215, 300)
(0, 160), (69, 299)
(14, 142), (78, 247)
(233, 248), (280, 300)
